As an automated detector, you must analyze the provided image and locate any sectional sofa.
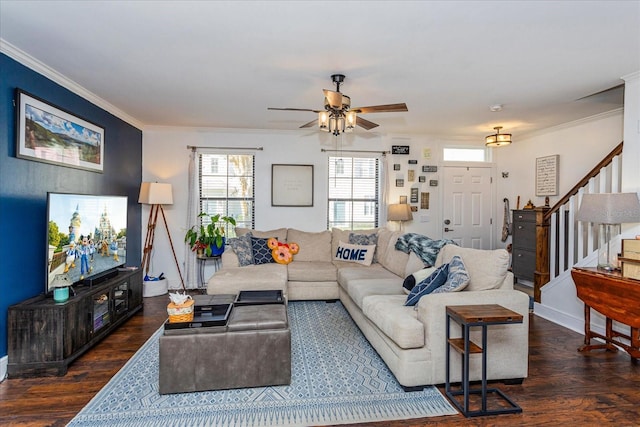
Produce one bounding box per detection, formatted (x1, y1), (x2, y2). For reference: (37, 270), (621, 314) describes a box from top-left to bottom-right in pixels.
(207, 227), (530, 389)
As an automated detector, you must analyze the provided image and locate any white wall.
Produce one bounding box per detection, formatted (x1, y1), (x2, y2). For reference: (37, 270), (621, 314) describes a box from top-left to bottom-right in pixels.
(142, 127), (478, 288)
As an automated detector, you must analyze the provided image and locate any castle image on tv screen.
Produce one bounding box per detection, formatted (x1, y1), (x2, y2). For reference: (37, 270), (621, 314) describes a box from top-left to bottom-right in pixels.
(47, 193), (127, 291)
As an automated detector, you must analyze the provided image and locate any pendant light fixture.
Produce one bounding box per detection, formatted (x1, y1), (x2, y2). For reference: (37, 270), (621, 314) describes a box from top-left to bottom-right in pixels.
(485, 126), (512, 147)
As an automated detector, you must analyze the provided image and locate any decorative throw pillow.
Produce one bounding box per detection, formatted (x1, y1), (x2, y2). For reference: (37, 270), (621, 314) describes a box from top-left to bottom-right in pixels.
(432, 255), (470, 293)
(403, 266), (436, 294)
(267, 237), (300, 265)
(227, 232), (254, 266)
(404, 263), (450, 306)
(251, 237), (276, 265)
(349, 232), (379, 262)
(334, 241), (376, 266)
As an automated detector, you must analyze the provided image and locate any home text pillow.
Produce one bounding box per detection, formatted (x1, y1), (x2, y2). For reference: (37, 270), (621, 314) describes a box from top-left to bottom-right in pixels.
(251, 237), (276, 265)
(403, 266), (436, 294)
(334, 241), (376, 266)
(227, 232), (254, 266)
(432, 255), (470, 293)
(404, 263), (449, 306)
(349, 232), (379, 262)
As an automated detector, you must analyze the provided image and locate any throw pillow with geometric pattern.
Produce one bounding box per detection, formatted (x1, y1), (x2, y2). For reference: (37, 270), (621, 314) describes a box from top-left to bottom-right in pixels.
(432, 255), (470, 293)
(227, 232), (254, 266)
(251, 237), (276, 265)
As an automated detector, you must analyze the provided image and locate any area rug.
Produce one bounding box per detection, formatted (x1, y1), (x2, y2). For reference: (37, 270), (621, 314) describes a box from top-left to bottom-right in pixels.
(69, 301), (456, 426)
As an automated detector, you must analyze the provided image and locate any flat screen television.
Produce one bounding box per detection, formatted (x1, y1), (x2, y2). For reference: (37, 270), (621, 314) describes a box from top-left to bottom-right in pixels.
(46, 192), (128, 293)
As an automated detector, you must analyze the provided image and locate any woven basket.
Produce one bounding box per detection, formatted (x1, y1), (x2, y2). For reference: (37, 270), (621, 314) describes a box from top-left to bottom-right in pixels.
(167, 298), (194, 323)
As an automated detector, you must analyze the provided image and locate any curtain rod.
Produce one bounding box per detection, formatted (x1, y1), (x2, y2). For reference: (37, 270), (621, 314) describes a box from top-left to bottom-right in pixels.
(187, 145), (263, 151)
(321, 149), (389, 155)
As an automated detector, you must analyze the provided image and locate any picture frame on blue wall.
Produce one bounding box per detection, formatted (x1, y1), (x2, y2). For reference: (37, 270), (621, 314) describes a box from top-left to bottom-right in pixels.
(15, 89), (105, 173)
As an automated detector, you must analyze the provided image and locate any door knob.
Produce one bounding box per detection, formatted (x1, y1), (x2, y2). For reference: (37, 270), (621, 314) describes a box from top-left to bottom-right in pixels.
(444, 219), (451, 225)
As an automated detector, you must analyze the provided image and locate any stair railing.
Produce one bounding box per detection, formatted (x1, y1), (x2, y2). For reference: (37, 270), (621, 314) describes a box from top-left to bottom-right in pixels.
(533, 142), (624, 302)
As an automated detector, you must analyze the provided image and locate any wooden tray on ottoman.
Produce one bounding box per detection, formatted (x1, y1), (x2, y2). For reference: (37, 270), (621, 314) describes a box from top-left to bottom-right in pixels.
(234, 290), (285, 306)
(164, 303), (233, 329)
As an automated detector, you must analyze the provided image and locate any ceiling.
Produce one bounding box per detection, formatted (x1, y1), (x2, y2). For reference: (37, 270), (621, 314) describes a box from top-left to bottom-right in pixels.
(1, 1), (638, 140)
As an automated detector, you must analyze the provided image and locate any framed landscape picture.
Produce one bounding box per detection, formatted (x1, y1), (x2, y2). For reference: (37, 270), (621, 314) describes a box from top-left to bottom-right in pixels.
(15, 89), (105, 172)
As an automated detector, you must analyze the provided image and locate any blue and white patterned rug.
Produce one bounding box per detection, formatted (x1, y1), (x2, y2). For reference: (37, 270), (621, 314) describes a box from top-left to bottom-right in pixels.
(69, 301), (456, 426)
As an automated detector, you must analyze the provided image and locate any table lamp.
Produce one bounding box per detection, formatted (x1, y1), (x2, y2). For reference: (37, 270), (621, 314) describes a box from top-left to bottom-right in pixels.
(575, 192), (640, 271)
(388, 203), (413, 232)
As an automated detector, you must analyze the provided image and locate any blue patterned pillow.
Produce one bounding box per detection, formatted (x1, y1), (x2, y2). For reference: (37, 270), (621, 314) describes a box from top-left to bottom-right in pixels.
(251, 237), (276, 265)
(349, 232), (378, 262)
(404, 263), (449, 306)
(227, 232), (254, 266)
(433, 255), (470, 293)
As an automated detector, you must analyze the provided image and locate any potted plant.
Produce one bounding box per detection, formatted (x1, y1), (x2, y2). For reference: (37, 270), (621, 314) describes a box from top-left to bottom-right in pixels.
(184, 212), (236, 257)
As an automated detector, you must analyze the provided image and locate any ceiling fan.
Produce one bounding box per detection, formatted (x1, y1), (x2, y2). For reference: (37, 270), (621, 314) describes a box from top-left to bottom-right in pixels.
(268, 74), (408, 135)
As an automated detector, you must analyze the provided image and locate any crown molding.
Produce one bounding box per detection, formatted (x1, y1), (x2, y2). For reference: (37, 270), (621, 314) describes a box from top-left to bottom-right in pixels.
(1, 39), (144, 130)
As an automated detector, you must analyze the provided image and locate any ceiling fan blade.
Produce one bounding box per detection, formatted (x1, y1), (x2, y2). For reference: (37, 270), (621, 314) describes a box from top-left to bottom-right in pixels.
(323, 89), (343, 109)
(356, 116), (379, 130)
(351, 103), (408, 114)
(299, 119), (317, 129)
(268, 107), (321, 112)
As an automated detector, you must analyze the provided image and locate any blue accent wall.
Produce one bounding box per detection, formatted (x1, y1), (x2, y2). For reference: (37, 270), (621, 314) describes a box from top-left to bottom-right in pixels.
(0, 53), (143, 359)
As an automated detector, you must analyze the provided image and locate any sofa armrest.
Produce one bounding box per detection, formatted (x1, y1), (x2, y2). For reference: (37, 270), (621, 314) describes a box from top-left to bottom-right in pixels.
(416, 289), (530, 381)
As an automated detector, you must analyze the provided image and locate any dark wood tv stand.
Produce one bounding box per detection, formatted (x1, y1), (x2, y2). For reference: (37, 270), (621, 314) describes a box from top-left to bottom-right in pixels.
(7, 268), (143, 377)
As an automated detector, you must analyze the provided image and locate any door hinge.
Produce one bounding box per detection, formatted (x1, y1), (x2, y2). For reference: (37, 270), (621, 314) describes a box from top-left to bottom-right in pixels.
(490, 177), (493, 184)
(490, 218), (493, 225)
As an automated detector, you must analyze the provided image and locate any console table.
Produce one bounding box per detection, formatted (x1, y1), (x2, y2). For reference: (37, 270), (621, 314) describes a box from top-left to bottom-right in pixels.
(445, 304), (523, 417)
(571, 267), (640, 360)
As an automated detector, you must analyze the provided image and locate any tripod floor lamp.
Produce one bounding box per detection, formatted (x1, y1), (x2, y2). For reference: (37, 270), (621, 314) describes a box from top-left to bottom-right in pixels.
(138, 182), (186, 292)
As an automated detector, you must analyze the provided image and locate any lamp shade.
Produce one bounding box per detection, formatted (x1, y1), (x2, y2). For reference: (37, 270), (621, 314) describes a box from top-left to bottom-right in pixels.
(138, 182), (173, 205)
(575, 193), (640, 224)
(388, 203), (413, 221)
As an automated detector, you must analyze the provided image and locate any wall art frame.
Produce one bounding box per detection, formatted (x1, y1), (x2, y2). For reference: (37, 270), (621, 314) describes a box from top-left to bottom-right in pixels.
(271, 164), (314, 207)
(535, 154), (559, 196)
(15, 89), (105, 173)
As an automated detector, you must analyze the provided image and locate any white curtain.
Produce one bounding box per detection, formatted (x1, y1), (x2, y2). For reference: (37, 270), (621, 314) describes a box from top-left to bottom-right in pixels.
(184, 149), (198, 289)
(380, 153), (389, 225)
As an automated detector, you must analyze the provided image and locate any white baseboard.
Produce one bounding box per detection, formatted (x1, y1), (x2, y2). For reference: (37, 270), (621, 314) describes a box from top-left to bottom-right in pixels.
(0, 355), (7, 382)
(533, 302), (584, 335)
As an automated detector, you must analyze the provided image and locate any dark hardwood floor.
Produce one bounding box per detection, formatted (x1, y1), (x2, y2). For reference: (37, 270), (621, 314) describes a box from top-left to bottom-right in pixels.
(1, 294), (639, 427)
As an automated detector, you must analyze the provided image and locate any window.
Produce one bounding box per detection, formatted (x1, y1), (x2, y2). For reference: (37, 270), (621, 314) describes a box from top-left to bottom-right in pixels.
(443, 147), (487, 162)
(328, 156), (379, 230)
(199, 153), (254, 237)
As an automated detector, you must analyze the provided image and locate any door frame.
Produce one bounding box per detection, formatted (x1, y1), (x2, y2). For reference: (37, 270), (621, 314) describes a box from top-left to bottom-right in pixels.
(439, 161), (497, 249)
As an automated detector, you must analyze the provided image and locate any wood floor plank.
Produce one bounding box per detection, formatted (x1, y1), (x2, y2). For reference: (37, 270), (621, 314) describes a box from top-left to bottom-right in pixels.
(1, 293), (639, 426)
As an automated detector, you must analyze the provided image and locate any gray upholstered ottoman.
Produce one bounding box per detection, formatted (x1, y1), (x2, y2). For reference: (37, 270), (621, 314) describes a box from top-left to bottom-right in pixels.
(158, 298), (291, 394)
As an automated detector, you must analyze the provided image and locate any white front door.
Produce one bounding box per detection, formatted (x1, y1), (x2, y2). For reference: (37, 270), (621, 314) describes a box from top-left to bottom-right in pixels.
(442, 165), (493, 249)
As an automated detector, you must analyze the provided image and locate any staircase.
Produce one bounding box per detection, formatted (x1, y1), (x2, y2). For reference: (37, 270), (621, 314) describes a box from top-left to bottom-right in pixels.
(533, 142), (624, 302)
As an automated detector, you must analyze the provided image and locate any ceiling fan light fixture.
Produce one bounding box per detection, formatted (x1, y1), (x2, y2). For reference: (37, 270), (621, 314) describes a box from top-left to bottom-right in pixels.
(345, 111), (357, 131)
(318, 111), (330, 131)
(485, 126), (512, 147)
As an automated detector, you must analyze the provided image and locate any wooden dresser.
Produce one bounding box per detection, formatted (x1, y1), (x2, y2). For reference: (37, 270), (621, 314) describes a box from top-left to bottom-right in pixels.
(511, 209), (536, 283)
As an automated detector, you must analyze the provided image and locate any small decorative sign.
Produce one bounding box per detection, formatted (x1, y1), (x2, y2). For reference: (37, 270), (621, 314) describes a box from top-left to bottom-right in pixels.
(396, 179), (404, 187)
(410, 188), (419, 203)
(422, 165), (437, 173)
(429, 180), (438, 187)
(418, 176), (426, 183)
(408, 159), (418, 164)
(393, 163), (401, 171)
(421, 192), (430, 209)
(392, 145), (410, 155)
(408, 169), (415, 182)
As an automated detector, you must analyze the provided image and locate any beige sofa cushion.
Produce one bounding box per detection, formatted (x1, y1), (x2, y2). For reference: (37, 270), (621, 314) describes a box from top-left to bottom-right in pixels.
(235, 227), (288, 241)
(346, 279), (404, 309)
(287, 261), (337, 282)
(435, 244), (509, 291)
(337, 265), (398, 290)
(362, 295), (425, 349)
(288, 229), (332, 262)
(207, 263), (287, 295)
(378, 231), (409, 277)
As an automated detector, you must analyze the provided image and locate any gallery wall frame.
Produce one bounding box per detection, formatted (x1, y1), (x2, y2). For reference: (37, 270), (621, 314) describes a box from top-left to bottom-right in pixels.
(15, 89), (105, 172)
(271, 164), (314, 207)
(535, 154), (559, 196)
